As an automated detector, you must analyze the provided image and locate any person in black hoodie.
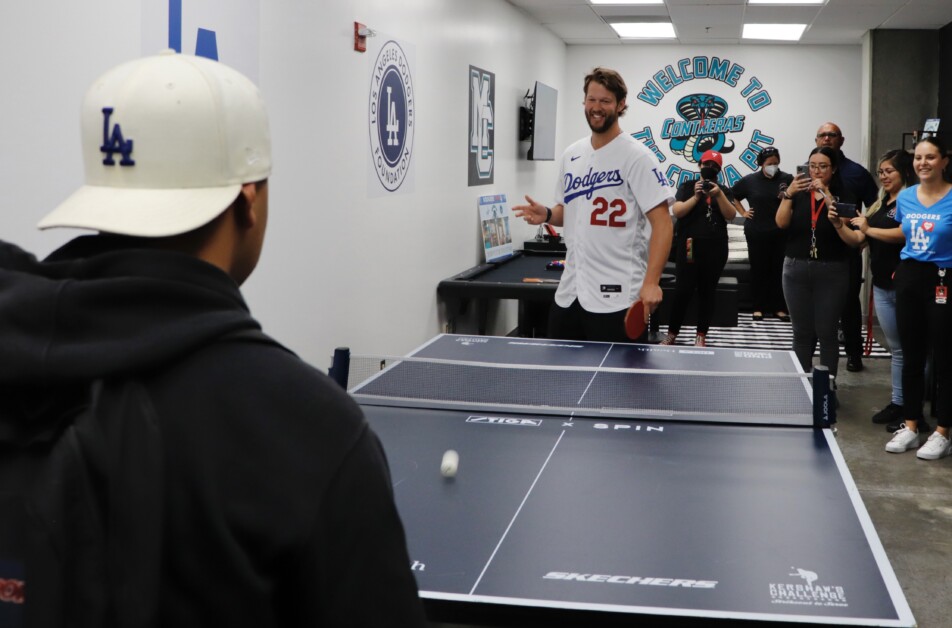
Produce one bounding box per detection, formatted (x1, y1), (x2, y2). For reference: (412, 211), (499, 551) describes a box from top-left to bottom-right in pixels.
(0, 51), (425, 627)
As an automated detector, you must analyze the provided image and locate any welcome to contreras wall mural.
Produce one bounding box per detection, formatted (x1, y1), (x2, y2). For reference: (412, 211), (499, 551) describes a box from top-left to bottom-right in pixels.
(632, 55), (773, 189)
(619, 51), (838, 190)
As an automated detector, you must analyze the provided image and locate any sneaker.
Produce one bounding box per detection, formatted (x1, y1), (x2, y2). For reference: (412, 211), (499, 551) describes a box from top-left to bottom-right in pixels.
(916, 432), (952, 460)
(846, 355), (864, 372)
(659, 333), (677, 346)
(886, 417), (932, 433)
(885, 425), (920, 453)
(871, 403), (904, 424)
(694, 333), (706, 347)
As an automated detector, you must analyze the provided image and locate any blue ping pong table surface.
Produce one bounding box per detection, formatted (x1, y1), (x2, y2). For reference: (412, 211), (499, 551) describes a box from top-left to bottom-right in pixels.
(351, 334), (914, 627)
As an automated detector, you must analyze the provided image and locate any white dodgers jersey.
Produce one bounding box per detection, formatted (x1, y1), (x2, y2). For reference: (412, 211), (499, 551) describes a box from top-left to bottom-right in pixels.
(553, 133), (673, 313)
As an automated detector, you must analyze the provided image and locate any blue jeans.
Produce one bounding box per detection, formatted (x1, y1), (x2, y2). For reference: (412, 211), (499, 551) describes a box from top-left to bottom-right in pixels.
(782, 257), (850, 377)
(873, 285), (903, 405)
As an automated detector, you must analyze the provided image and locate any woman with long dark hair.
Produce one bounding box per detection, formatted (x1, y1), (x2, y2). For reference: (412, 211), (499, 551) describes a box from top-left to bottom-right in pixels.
(883, 137), (952, 459)
(837, 149), (915, 426)
(775, 146), (861, 379)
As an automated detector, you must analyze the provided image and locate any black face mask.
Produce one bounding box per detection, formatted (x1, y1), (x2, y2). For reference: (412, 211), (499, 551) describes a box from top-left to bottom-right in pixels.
(700, 166), (719, 181)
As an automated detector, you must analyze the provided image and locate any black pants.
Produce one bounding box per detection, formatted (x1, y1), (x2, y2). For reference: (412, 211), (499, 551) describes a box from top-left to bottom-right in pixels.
(548, 298), (638, 343)
(839, 250), (863, 358)
(745, 229), (787, 314)
(668, 236), (728, 335)
(894, 260), (952, 427)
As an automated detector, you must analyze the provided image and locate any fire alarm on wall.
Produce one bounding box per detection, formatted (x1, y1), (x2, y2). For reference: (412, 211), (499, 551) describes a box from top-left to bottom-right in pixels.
(354, 21), (368, 53)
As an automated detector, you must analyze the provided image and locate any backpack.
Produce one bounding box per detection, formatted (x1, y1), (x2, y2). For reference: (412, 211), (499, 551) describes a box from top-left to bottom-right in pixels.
(0, 328), (283, 628)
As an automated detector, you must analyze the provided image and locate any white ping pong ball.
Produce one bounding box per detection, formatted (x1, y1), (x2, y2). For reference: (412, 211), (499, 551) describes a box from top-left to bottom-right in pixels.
(441, 450), (459, 478)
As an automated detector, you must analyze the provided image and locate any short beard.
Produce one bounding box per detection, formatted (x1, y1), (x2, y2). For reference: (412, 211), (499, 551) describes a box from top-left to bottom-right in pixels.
(587, 110), (618, 134)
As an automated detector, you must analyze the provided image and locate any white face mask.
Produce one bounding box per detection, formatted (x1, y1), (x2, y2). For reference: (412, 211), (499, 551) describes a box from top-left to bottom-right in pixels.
(763, 164), (779, 177)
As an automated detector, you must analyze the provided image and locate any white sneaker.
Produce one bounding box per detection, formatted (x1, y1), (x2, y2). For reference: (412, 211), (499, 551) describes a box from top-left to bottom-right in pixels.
(916, 431), (952, 460)
(885, 425), (920, 453)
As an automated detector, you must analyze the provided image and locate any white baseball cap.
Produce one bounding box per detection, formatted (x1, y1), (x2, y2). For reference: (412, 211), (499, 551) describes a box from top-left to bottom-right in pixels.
(39, 50), (271, 237)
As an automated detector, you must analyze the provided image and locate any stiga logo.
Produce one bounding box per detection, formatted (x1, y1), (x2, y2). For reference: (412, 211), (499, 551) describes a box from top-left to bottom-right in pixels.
(769, 567), (848, 608)
(369, 40), (414, 192)
(467, 416), (543, 427)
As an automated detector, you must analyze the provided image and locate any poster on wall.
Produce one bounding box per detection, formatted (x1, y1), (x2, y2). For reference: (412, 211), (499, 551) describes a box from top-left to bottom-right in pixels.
(468, 65), (495, 186)
(478, 194), (512, 262)
(625, 54), (797, 190)
(141, 0), (261, 81)
(368, 37), (416, 197)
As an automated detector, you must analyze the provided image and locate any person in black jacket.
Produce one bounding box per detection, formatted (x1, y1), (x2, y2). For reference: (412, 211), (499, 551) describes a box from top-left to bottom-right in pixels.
(731, 146), (793, 321)
(661, 149), (736, 346)
(0, 51), (425, 627)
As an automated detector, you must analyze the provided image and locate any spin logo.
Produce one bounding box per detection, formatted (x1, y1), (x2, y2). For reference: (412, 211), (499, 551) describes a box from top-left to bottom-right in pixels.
(369, 40), (415, 192)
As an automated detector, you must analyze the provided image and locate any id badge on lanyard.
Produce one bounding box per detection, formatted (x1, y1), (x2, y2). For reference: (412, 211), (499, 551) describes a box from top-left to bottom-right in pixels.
(938, 269), (948, 305)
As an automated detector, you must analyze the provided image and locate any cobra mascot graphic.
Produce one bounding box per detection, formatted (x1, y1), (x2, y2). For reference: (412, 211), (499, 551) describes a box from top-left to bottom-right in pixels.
(668, 93), (735, 164)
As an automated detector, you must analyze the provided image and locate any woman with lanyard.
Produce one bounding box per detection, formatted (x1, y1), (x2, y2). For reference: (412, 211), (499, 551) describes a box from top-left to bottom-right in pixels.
(661, 149), (736, 346)
(882, 137), (952, 459)
(837, 150), (916, 428)
(732, 146), (793, 322)
(775, 146), (860, 381)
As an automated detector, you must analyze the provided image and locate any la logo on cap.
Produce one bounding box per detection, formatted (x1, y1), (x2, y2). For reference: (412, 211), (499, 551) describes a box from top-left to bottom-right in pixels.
(100, 107), (135, 166)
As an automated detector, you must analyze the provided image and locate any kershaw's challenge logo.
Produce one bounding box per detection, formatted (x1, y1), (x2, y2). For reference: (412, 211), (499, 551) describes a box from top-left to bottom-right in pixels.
(630, 55), (778, 189)
(369, 40), (414, 192)
(769, 567), (848, 607)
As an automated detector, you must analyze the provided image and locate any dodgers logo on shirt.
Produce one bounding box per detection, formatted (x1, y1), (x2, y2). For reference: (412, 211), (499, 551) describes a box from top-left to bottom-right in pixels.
(369, 40), (415, 192)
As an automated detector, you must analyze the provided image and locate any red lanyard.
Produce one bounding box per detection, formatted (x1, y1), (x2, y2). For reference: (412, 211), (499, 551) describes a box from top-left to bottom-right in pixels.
(810, 192), (826, 229)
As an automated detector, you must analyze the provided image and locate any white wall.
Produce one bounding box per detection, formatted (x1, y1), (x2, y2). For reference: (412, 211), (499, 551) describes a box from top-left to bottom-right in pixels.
(563, 45), (867, 187)
(2, 0), (566, 370)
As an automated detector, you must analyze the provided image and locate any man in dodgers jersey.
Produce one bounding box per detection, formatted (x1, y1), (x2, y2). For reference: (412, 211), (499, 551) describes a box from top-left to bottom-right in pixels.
(514, 67), (674, 342)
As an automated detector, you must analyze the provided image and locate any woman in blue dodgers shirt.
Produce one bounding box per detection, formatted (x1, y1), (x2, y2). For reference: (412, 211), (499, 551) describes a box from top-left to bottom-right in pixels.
(884, 137), (952, 459)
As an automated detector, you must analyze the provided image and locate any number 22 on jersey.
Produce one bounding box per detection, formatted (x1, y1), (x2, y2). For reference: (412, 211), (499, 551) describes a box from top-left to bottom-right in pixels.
(590, 196), (627, 227)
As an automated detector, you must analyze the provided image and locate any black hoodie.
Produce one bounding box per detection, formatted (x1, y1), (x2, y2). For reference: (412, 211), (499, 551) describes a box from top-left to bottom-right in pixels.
(0, 236), (425, 627)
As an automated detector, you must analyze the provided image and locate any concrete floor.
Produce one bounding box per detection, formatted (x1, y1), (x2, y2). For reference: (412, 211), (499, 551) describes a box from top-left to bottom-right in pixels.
(833, 352), (951, 628)
(430, 339), (950, 628)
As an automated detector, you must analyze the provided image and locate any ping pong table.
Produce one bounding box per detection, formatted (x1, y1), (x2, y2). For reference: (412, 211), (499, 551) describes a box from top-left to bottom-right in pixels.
(346, 334), (914, 627)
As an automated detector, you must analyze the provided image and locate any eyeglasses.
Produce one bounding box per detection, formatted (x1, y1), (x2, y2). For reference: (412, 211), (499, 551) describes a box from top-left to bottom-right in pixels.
(809, 163), (832, 171)
(877, 168), (897, 176)
(816, 132), (841, 139)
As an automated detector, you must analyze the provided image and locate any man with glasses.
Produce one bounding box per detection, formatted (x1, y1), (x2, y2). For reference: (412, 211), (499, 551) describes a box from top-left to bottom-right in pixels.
(815, 122), (879, 373)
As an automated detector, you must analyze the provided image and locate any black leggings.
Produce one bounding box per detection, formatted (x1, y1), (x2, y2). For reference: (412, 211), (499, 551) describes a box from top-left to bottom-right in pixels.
(745, 229), (787, 314)
(668, 236), (728, 335)
(894, 260), (952, 427)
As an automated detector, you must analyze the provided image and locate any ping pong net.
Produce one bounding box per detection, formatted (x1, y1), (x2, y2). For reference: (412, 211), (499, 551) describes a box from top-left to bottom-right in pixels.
(336, 353), (834, 428)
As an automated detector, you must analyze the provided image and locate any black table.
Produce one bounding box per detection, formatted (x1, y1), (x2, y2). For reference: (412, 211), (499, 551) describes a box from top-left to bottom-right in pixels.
(438, 244), (565, 337)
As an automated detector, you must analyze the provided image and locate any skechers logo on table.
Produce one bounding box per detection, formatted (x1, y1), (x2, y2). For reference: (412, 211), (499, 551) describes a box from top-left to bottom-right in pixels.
(544, 572), (717, 588)
(563, 167), (624, 202)
(467, 416), (542, 427)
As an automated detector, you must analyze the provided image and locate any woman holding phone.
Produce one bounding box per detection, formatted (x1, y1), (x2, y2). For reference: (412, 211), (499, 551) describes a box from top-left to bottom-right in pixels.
(837, 149), (916, 427)
(880, 137), (952, 459)
(775, 146), (861, 380)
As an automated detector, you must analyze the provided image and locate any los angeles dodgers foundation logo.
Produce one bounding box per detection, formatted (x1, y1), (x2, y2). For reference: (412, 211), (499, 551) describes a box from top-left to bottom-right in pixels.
(369, 40), (414, 192)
